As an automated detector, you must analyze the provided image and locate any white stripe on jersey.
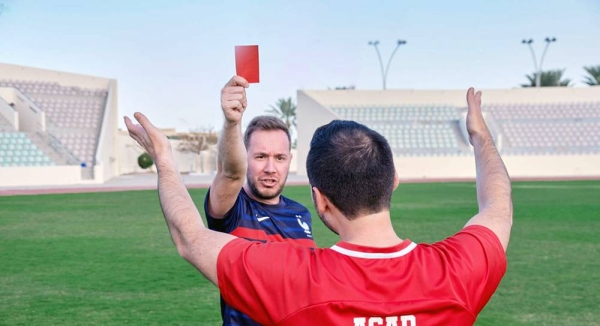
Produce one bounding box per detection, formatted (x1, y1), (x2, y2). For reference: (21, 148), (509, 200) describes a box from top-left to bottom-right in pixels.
(330, 242), (417, 259)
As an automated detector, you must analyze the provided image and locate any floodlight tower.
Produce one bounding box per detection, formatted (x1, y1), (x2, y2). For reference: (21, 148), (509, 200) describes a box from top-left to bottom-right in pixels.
(368, 39), (407, 90)
(521, 37), (557, 87)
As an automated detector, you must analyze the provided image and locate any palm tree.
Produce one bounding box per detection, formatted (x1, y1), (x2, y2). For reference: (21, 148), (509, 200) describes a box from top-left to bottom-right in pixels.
(266, 97), (296, 131)
(582, 65), (600, 86)
(521, 69), (572, 87)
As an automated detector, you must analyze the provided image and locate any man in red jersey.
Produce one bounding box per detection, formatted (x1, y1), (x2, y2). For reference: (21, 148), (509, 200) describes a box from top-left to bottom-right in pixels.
(125, 88), (512, 325)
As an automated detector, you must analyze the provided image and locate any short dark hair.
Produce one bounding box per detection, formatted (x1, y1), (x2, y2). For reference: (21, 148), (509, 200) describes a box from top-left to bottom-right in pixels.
(244, 116), (291, 149)
(306, 120), (396, 219)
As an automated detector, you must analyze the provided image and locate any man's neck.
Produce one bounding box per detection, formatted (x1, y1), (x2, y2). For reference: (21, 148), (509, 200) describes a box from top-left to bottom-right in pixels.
(338, 211), (403, 248)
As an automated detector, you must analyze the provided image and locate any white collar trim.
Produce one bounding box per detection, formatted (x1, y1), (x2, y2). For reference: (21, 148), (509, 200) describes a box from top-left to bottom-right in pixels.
(330, 242), (417, 259)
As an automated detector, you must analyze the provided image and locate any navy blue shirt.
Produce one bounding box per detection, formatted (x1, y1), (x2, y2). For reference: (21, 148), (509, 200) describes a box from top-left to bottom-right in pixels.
(204, 188), (315, 326)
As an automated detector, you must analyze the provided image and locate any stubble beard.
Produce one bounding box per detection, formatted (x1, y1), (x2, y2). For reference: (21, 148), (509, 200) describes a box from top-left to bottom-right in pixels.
(247, 176), (285, 201)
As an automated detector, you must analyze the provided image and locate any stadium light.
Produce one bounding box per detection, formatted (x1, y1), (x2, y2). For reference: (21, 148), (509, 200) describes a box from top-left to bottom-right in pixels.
(368, 39), (407, 90)
(521, 37), (557, 87)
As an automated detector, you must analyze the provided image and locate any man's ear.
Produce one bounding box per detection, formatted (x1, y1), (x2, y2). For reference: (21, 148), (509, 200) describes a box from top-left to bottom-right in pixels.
(312, 186), (328, 216)
(393, 170), (400, 190)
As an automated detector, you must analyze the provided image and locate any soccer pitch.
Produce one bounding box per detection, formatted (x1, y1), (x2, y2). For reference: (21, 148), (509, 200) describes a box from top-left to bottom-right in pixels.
(1, 180), (598, 325)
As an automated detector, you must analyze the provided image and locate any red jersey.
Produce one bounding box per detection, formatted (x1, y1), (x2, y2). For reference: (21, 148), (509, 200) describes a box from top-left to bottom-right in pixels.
(217, 225), (506, 325)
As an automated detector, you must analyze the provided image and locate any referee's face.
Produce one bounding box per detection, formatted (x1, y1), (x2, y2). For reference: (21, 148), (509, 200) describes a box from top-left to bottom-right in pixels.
(246, 129), (292, 204)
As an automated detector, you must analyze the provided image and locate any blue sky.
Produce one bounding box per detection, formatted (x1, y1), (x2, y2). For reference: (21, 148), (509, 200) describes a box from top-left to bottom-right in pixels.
(0, 0), (599, 132)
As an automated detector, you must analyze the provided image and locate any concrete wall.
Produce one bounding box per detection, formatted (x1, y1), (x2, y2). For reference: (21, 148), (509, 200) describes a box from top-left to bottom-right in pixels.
(296, 90), (340, 175)
(0, 88), (15, 103)
(395, 154), (600, 180)
(289, 149), (298, 173)
(12, 89), (46, 132)
(0, 165), (81, 187)
(95, 80), (119, 183)
(0, 87), (46, 132)
(0, 63), (110, 89)
(118, 131), (218, 175)
(0, 93), (18, 129)
(119, 131), (150, 175)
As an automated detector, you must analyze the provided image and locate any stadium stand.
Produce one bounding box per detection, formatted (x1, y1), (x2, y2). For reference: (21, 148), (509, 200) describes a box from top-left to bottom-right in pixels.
(297, 87), (600, 179)
(331, 105), (465, 156)
(328, 101), (600, 157)
(0, 111), (15, 131)
(0, 63), (119, 187)
(484, 102), (600, 155)
(0, 132), (54, 167)
(0, 79), (107, 177)
(0, 63), (214, 187)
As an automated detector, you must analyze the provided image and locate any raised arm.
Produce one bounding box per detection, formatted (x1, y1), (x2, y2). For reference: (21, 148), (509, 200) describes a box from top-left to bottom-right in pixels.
(464, 88), (513, 251)
(125, 112), (236, 286)
(207, 76), (250, 218)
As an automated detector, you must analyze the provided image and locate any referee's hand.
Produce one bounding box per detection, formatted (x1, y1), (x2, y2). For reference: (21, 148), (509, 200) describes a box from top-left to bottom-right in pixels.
(124, 112), (174, 167)
(465, 88), (491, 146)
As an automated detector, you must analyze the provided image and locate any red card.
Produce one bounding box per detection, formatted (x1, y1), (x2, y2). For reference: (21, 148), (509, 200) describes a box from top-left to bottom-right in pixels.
(235, 45), (260, 83)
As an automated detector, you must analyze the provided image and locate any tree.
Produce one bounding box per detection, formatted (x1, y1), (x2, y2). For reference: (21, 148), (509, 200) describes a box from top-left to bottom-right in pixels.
(583, 65), (600, 86)
(176, 128), (218, 173)
(266, 97), (296, 132)
(176, 128), (218, 155)
(137, 152), (154, 169)
(521, 69), (572, 87)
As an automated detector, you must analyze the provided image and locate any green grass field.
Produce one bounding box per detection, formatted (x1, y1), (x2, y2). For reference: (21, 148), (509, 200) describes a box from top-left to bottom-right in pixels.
(1, 180), (599, 325)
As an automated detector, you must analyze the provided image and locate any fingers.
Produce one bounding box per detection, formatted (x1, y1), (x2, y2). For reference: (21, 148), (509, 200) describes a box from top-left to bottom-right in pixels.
(466, 87), (475, 103)
(222, 86), (247, 111)
(222, 99), (245, 112)
(125, 112), (158, 140)
(124, 116), (143, 139)
(222, 86), (246, 94)
(224, 76), (249, 88)
(222, 93), (244, 102)
(124, 116), (134, 131)
(135, 112), (163, 137)
(466, 88), (483, 109)
(222, 86), (246, 103)
(124, 115), (148, 150)
(133, 112), (153, 130)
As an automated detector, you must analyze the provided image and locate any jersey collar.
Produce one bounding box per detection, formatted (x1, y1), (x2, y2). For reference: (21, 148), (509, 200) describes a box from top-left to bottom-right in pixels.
(330, 240), (417, 259)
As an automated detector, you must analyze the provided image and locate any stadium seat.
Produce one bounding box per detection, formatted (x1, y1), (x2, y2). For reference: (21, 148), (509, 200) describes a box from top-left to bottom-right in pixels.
(486, 101), (600, 155)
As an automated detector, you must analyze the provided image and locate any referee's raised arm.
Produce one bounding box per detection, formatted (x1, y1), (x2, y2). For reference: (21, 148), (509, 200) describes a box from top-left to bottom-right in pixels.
(463, 88), (513, 251)
(124, 112), (237, 286)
